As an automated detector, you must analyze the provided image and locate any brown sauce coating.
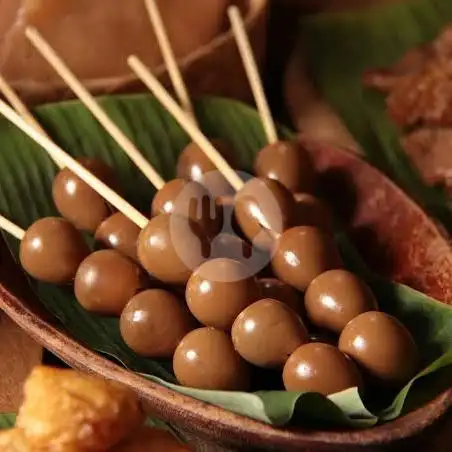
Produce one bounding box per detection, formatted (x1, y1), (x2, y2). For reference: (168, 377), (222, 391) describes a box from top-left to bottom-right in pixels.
(95, 212), (141, 262)
(305, 269), (378, 334)
(272, 226), (343, 291)
(186, 258), (261, 331)
(254, 140), (315, 194)
(231, 298), (309, 368)
(258, 278), (303, 314)
(177, 139), (237, 197)
(283, 343), (363, 395)
(74, 250), (144, 316)
(234, 177), (296, 250)
(52, 157), (118, 232)
(339, 311), (419, 385)
(173, 327), (250, 391)
(19, 217), (89, 284)
(137, 214), (210, 285)
(151, 178), (222, 238)
(120, 289), (194, 358)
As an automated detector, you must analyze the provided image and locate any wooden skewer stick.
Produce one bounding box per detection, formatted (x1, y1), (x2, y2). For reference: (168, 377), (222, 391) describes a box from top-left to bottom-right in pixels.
(0, 100), (148, 229)
(0, 73), (64, 168)
(25, 27), (166, 190)
(228, 6), (278, 145)
(0, 214), (25, 240)
(128, 55), (244, 191)
(144, 0), (197, 125)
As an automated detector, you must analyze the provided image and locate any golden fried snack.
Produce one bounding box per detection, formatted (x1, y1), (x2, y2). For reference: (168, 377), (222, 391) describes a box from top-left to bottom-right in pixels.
(112, 426), (191, 452)
(16, 366), (144, 451)
(0, 428), (30, 452)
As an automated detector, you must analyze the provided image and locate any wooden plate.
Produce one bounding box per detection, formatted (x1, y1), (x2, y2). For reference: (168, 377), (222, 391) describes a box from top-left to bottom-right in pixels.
(0, 138), (451, 451)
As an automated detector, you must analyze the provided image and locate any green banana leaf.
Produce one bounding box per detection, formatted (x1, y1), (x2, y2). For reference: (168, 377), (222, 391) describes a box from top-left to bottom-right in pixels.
(301, 0), (452, 228)
(0, 94), (450, 428)
(0, 413), (15, 429)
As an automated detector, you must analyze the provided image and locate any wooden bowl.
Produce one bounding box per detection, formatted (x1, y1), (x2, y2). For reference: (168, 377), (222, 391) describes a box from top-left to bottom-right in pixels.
(0, 137), (451, 451)
(9, 0), (267, 106)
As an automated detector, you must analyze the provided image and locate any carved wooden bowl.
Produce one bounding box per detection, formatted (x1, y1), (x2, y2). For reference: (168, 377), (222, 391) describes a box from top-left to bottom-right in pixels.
(0, 138), (451, 451)
(11, 0), (267, 106)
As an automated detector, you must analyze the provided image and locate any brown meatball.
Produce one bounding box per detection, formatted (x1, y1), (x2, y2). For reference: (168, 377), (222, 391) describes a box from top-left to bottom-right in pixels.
(186, 258), (261, 330)
(231, 299), (309, 368)
(305, 269), (378, 334)
(272, 226), (342, 291)
(20, 217), (89, 284)
(151, 178), (222, 238)
(339, 311), (419, 385)
(120, 289), (194, 358)
(254, 140), (315, 193)
(177, 139), (237, 197)
(95, 212), (141, 261)
(173, 327), (250, 390)
(74, 250), (144, 315)
(283, 343), (363, 395)
(52, 157), (118, 232)
(137, 214), (210, 285)
(234, 177), (296, 250)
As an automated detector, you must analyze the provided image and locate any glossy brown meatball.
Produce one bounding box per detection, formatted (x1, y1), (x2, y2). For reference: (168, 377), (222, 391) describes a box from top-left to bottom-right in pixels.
(254, 140), (315, 193)
(234, 177), (296, 250)
(294, 193), (333, 232)
(74, 250), (143, 316)
(305, 269), (378, 334)
(19, 217), (89, 284)
(137, 214), (210, 285)
(52, 157), (118, 232)
(95, 212), (141, 261)
(151, 178), (222, 238)
(186, 258), (261, 330)
(283, 343), (363, 395)
(173, 327), (250, 390)
(272, 226), (342, 291)
(177, 139), (237, 197)
(258, 278), (303, 314)
(339, 311), (419, 385)
(120, 289), (194, 358)
(231, 299), (309, 368)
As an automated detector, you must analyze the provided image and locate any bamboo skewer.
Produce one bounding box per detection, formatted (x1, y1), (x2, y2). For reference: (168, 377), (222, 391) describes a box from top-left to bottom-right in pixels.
(0, 214), (25, 240)
(0, 100), (148, 229)
(144, 0), (197, 125)
(228, 6), (278, 145)
(128, 56), (244, 191)
(0, 73), (64, 168)
(25, 27), (166, 190)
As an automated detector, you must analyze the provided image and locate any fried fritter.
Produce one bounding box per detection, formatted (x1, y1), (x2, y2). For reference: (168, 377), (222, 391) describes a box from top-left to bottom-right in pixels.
(364, 25), (452, 128)
(0, 429), (30, 452)
(16, 366), (143, 451)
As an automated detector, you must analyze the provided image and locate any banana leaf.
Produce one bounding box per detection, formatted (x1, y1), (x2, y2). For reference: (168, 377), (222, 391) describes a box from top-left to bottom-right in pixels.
(301, 0), (452, 228)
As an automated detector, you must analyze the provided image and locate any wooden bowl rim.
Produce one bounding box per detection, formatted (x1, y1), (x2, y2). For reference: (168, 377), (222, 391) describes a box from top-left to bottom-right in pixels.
(0, 142), (450, 450)
(8, 0), (267, 103)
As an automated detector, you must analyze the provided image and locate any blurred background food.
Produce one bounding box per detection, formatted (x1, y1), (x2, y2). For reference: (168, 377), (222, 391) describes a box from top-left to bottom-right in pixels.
(0, 0), (267, 103)
(0, 366), (190, 451)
